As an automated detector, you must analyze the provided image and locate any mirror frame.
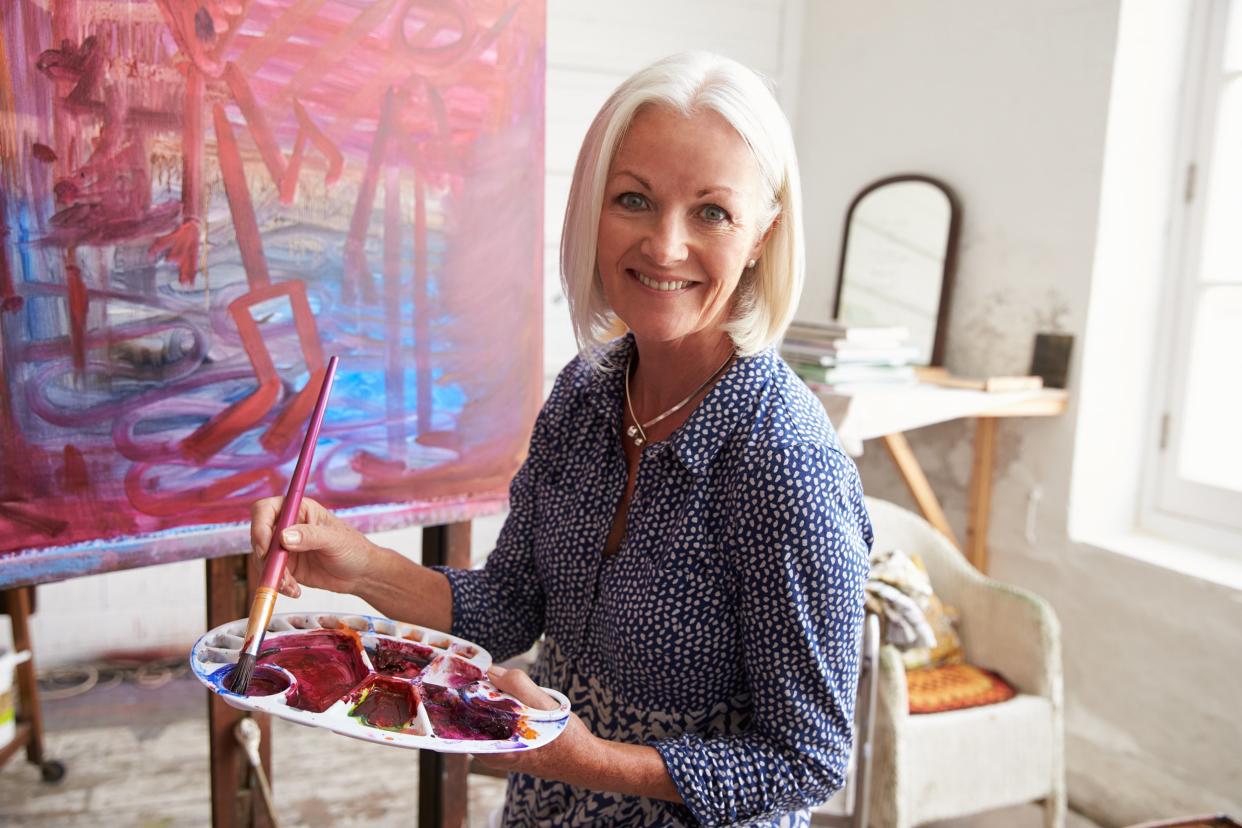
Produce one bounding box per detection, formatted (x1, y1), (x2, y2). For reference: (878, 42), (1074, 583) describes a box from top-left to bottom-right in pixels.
(832, 174), (962, 367)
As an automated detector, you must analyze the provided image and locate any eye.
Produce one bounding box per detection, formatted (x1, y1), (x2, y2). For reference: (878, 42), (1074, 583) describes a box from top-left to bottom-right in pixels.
(617, 192), (648, 210)
(700, 204), (730, 223)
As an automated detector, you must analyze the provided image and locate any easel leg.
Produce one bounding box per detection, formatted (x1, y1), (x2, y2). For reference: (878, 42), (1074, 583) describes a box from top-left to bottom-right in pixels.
(207, 554), (273, 828)
(881, 432), (961, 549)
(8, 587), (45, 765)
(966, 417), (998, 573)
(419, 522), (472, 828)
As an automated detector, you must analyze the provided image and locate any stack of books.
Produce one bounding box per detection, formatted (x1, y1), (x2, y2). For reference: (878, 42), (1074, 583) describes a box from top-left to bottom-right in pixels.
(781, 319), (920, 387)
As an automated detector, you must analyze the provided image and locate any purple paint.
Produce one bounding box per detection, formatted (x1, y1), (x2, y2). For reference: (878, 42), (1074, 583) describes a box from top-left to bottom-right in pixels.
(348, 675), (421, 731)
(256, 629), (369, 713)
(433, 654), (485, 689)
(370, 637), (435, 679)
(422, 684), (522, 741)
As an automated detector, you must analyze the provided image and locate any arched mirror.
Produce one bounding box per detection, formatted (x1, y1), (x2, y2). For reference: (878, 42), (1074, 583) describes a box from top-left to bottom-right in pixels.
(833, 175), (960, 366)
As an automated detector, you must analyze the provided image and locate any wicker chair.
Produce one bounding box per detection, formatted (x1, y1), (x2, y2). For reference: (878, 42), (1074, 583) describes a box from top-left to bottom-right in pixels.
(857, 497), (1065, 828)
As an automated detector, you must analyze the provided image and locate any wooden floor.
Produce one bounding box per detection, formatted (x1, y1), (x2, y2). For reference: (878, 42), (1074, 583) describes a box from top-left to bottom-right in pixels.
(0, 670), (1102, 828)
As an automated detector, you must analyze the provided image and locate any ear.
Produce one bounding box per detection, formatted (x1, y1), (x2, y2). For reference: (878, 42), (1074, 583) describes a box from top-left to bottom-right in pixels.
(750, 214), (780, 263)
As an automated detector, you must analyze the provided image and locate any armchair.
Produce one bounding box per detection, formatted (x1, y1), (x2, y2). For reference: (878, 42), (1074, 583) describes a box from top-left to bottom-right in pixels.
(862, 496), (1065, 828)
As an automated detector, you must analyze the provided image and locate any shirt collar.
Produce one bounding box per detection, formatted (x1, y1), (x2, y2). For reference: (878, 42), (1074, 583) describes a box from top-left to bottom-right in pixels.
(584, 335), (777, 476)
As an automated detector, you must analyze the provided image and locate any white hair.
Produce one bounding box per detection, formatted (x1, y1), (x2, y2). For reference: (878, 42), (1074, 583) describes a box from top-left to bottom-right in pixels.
(560, 51), (805, 365)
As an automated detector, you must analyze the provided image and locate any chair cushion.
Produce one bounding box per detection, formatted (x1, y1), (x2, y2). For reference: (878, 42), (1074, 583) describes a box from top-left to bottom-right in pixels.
(906, 662), (1016, 713)
(903, 694), (1055, 823)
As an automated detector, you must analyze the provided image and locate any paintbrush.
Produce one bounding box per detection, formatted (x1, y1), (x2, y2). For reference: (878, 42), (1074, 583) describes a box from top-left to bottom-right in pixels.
(229, 355), (339, 694)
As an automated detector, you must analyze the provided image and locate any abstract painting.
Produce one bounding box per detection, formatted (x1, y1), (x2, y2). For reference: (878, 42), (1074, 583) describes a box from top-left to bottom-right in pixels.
(0, 0), (545, 575)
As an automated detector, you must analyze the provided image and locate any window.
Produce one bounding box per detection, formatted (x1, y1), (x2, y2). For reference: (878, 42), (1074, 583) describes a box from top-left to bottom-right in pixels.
(1148, 0), (1242, 535)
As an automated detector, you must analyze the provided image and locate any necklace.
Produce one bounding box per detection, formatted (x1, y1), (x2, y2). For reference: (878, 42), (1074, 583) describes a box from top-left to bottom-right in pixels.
(624, 348), (734, 448)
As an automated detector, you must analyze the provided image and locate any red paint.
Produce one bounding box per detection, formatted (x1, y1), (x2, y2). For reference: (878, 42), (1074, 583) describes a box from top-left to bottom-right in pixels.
(211, 103), (272, 290)
(239, 664), (292, 697)
(422, 684), (520, 741)
(222, 63), (288, 189)
(348, 675), (421, 730)
(256, 629), (369, 714)
(371, 637), (435, 679)
(149, 67), (203, 286)
(65, 262), (88, 377)
(31, 143), (57, 163)
(343, 85), (399, 304)
(61, 445), (89, 492)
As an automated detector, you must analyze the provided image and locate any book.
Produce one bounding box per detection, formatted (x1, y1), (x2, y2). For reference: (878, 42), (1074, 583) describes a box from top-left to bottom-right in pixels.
(785, 319), (910, 346)
(916, 367), (1044, 392)
(790, 361), (918, 386)
(781, 340), (921, 366)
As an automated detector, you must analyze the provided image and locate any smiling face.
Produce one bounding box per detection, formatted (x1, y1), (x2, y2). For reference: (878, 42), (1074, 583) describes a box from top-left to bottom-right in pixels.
(596, 105), (773, 352)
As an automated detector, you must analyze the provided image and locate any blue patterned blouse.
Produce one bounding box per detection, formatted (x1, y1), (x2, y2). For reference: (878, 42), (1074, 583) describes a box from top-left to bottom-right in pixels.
(440, 335), (872, 827)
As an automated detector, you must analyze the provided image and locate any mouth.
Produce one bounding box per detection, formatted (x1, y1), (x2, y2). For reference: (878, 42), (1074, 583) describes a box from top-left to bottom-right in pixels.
(628, 269), (693, 293)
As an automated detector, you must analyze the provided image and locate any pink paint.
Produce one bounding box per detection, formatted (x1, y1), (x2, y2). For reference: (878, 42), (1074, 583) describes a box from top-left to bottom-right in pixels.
(433, 654), (485, 690)
(255, 629), (369, 714)
(422, 683), (521, 741)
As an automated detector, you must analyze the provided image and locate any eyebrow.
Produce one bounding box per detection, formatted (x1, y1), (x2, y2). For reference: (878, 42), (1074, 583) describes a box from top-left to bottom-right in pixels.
(612, 170), (737, 199)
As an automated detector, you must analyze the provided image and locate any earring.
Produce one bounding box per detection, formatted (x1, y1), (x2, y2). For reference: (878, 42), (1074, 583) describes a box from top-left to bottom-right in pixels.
(746, 259), (756, 269)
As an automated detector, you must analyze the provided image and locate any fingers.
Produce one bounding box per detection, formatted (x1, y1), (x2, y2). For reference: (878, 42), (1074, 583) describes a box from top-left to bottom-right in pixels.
(250, 496), (283, 559)
(488, 666), (559, 711)
(278, 570), (301, 598)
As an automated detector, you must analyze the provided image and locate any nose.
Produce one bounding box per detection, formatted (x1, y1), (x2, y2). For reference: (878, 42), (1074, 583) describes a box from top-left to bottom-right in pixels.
(639, 211), (689, 267)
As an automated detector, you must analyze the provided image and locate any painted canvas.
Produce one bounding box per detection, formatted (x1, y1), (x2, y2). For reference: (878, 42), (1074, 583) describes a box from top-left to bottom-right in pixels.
(0, 0), (545, 577)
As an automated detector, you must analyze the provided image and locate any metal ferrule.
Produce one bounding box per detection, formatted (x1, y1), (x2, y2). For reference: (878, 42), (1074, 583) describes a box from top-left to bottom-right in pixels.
(239, 587), (278, 659)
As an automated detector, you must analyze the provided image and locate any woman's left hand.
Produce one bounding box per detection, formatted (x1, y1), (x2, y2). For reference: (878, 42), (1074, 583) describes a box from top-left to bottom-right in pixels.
(472, 666), (600, 782)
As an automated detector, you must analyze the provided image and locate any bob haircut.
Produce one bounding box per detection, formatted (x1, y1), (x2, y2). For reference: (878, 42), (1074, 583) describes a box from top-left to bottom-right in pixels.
(560, 51), (804, 364)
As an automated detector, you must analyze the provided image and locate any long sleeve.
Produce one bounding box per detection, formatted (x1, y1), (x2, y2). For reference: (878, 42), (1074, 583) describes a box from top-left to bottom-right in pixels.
(435, 403), (555, 663)
(654, 443), (872, 826)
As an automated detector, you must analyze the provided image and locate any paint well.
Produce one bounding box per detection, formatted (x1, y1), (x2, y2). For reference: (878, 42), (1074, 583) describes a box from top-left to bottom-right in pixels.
(256, 629), (368, 713)
(422, 684), (521, 741)
(348, 675), (420, 731)
(370, 637), (435, 679)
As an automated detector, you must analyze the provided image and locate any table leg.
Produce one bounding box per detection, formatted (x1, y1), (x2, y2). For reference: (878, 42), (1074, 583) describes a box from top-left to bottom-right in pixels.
(881, 432), (961, 549)
(419, 522), (472, 828)
(966, 417), (998, 572)
(207, 554), (273, 828)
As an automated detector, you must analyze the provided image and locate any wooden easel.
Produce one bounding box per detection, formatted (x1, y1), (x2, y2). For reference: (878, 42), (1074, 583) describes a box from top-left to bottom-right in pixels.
(0, 587), (63, 784)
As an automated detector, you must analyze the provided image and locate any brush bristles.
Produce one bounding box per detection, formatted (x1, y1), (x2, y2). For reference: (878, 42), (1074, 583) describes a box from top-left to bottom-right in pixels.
(230, 652), (258, 694)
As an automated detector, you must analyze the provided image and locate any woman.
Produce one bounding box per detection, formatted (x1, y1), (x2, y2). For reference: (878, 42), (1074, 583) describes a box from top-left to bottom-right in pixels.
(251, 52), (872, 827)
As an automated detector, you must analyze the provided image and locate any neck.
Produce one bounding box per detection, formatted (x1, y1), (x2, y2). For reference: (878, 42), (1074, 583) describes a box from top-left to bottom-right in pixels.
(629, 332), (735, 418)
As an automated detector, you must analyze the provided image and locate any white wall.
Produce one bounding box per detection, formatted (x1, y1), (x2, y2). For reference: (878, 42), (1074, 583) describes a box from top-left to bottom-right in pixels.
(794, 0), (1242, 823)
(10, 0), (805, 661)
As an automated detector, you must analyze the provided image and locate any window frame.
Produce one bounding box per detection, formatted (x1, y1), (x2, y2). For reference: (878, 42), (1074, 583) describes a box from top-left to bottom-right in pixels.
(1141, 0), (1242, 544)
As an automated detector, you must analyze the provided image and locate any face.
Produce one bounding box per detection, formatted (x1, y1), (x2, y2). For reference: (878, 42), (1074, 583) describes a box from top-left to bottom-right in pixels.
(596, 105), (773, 351)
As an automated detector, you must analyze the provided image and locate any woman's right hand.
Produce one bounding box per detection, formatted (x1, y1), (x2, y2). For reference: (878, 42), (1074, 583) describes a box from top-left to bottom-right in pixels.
(250, 496), (383, 598)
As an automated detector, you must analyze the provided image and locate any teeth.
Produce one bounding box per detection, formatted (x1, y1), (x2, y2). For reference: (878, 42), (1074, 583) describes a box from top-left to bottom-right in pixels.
(634, 271), (691, 292)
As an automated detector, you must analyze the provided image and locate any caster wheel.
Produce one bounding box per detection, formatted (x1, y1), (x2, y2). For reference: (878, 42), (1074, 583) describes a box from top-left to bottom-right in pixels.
(40, 759), (66, 783)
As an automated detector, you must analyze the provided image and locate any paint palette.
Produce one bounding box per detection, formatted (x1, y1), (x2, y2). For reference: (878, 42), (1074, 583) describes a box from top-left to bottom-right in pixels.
(190, 612), (570, 753)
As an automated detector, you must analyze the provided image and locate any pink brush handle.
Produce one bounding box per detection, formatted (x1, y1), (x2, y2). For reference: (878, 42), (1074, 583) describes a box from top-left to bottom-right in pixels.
(259, 355), (339, 592)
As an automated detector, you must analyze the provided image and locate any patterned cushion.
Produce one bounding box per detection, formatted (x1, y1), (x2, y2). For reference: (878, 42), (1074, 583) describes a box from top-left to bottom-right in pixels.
(906, 663), (1016, 714)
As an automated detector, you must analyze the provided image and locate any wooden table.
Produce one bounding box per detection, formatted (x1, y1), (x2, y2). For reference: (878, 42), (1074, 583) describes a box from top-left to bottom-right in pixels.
(816, 383), (1069, 572)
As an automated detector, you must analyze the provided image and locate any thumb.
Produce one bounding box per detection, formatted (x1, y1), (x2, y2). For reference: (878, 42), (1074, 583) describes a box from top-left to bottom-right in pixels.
(280, 522), (327, 551)
(489, 667), (558, 711)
